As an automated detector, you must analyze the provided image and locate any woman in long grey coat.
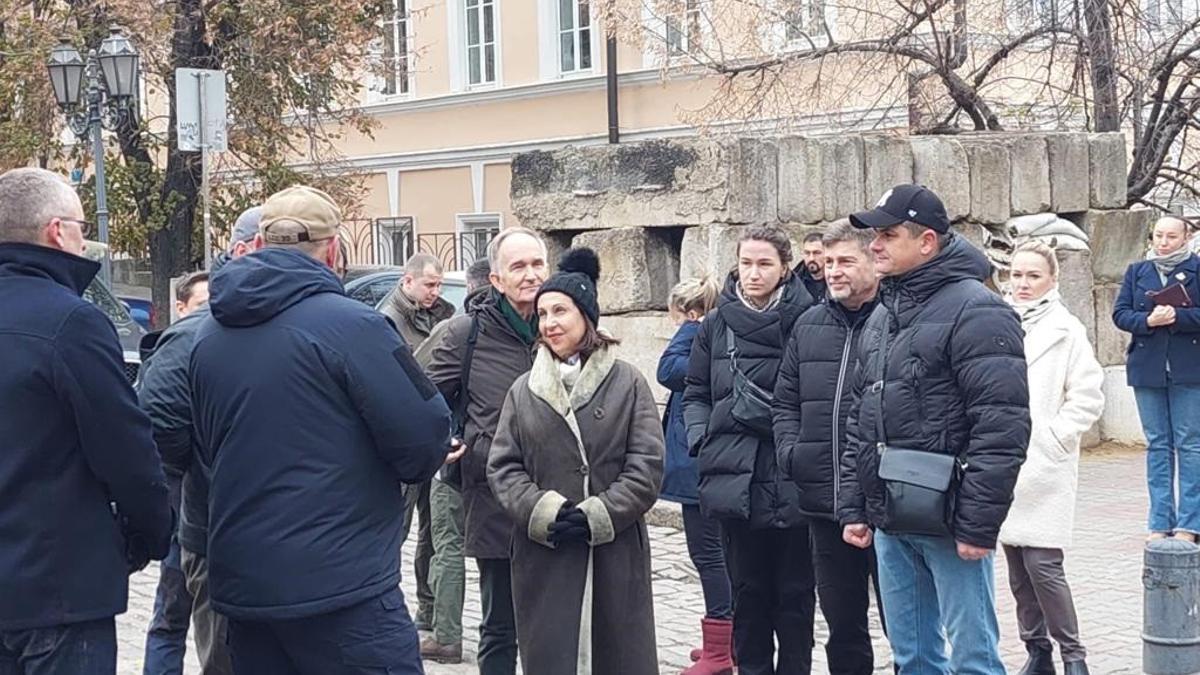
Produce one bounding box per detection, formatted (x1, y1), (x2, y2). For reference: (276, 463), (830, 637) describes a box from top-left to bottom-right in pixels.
(488, 248), (665, 675)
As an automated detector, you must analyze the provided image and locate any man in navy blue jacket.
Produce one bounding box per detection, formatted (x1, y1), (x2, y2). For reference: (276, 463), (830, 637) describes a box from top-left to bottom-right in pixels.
(190, 185), (454, 674)
(0, 167), (173, 674)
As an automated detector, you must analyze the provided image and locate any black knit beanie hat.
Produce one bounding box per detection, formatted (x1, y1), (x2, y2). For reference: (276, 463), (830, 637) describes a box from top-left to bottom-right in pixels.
(536, 247), (601, 327)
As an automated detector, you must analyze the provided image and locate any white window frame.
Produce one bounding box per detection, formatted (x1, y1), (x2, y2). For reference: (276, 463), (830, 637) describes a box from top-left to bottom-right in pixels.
(375, 216), (416, 266)
(665, 0), (703, 55)
(1146, 0), (1200, 29)
(783, 0), (828, 45)
(456, 213), (503, 267)
(557, 0), (595, 75)
(378, 0), (413, 97)
(465, 0), (499, 88)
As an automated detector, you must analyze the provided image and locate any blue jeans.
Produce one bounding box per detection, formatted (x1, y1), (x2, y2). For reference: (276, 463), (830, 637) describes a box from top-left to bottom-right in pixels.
(0, 618), (116, 675)
(874, 531), (1004, 675)
(143, 539), (193, 675)
(1134, 383), (1200, 534)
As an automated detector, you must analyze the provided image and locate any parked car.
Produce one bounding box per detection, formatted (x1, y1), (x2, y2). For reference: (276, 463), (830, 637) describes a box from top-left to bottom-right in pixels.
(344, 267), (468, 313)
(83, 278), (146, 385)
(80, 240), (146, 385)
(344, 268), (404, 308)
(119, 295), (154, 331)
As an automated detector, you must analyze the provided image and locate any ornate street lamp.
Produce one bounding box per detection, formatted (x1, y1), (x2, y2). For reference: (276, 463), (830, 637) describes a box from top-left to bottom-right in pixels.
(47, 27), (141, 286)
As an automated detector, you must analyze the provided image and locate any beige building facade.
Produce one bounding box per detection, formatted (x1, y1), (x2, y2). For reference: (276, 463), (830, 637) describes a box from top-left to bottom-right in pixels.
(332, 0), (914, 269)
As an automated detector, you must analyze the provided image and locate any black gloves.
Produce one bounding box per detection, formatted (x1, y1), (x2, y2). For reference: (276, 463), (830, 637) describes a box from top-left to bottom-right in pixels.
(548, 502), (591, 546)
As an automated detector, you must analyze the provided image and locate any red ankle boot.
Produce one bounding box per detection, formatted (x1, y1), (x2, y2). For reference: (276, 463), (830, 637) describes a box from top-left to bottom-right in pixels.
(682, 618), (734, 675)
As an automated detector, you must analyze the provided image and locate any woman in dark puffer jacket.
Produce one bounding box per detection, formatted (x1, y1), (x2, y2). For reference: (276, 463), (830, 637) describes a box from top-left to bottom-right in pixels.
(683, 226), (818, 675)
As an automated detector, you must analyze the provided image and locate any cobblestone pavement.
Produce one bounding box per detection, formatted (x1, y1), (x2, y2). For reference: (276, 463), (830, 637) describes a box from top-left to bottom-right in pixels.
(118, 445), (1147, 673)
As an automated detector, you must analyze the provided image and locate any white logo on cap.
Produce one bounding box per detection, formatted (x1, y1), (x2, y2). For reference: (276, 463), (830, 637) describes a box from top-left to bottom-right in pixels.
(908, 209), (918, 217)
(875, 189), (893, 208)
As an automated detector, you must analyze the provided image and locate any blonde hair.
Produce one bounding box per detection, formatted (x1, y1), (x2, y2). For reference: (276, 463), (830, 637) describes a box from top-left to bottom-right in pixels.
(669, 276), (720, 317)
(1013, 240), (1059, 277)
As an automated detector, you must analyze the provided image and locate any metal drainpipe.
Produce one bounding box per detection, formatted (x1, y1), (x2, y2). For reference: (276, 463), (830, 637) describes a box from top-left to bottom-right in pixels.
(606, 33), (619, 144)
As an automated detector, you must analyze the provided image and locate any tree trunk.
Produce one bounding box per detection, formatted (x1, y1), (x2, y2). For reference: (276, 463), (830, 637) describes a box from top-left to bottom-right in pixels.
(147, 0), (208, 327)
(1084, 0), (1120, 133)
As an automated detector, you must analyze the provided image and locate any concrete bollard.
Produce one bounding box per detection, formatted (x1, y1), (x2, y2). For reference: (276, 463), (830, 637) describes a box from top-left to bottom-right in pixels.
(1144, 538), (1200, 674)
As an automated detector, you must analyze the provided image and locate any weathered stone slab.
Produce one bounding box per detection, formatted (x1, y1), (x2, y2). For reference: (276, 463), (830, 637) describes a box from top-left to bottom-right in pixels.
(1100, 366), (1145, 443)
(1093, 284), (1127, 367)
(966, 144), (1012, 225)
(602, 313), (677, 403)
(510, 137), (777, 231)
(1007, 135), (1052, 215)
(1047, 134), (1090, 213)
(820, 137), (865, 221)
(778, 137), (824, 224)
(778, 137), (864, 223)
(863, 135), (914, 208)
(573, 227), (679, 313)
(1066, 209), (1153, 282)
(725, 137), (779, 225)
(1056, 249), (1096, 347)
(680, 224), (743, 282)
(952, 222), (991, 252)
(1089, 132), (1127, 209)
(911, 137), (970, 221)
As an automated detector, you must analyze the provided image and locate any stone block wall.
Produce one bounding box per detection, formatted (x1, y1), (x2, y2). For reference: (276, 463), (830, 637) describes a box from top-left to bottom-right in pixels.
(513, 131), (1153, 443)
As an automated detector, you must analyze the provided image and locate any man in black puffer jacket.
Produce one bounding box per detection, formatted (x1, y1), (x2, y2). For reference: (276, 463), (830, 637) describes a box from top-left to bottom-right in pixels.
(774, 221), (880, 674)
(684, 226), (818, 674)
(839, 185), (1030, 675)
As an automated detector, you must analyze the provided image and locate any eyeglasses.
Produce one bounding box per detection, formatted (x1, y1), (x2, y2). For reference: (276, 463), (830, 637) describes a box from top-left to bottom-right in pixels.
(57, 218), (94, 238)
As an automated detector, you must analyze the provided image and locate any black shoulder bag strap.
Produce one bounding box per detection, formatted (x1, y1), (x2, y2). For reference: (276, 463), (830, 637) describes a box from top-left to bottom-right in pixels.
(454, 315), (481, 437)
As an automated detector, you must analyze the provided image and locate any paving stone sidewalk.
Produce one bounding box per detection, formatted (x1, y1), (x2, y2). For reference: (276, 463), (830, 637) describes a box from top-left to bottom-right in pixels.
(118, 445), (1148, 673)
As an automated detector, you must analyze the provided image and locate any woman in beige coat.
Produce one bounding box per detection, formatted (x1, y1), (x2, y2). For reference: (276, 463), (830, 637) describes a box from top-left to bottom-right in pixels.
(1000, 241), (1104, 675)
(488, 248), (665, 675)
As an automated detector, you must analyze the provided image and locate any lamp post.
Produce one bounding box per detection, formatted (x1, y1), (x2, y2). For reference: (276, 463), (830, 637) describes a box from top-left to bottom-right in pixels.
(47, 27), (141, 287)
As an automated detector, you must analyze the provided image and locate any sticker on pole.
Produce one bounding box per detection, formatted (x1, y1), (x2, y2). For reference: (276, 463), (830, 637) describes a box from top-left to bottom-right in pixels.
(176, 68), (227, 152)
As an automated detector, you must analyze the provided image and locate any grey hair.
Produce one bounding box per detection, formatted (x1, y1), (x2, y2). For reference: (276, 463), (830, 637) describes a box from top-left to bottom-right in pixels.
(404, 252), (443, 277)
(466, 257), (491, 291)
(821, 219), (874, 253)
(0, 168), (82, 245)
(485, 227), (547, 271)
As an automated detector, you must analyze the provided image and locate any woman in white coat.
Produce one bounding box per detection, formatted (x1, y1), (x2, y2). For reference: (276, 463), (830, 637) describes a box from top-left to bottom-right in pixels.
(1001, 241), (1105, 675)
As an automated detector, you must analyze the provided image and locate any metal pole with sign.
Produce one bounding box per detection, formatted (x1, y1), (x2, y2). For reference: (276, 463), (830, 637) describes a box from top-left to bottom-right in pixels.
(176, 68), (227, 269)
(197, 71), (212, 269)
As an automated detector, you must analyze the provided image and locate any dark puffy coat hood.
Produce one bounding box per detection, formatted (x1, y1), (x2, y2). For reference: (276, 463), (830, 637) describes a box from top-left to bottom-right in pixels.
(682, 272), (817, 528)
(881, 234), (992, 306)
(836, 235), (1030, 549)
(210, 248), (343, 327)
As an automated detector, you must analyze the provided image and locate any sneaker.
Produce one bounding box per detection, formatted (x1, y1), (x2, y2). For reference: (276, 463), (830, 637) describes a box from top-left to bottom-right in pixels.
(420, 637), (463, 665)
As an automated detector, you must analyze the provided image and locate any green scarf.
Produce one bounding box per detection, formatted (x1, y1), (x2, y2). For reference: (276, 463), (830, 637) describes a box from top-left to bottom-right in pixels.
(498, 294), (538, 346)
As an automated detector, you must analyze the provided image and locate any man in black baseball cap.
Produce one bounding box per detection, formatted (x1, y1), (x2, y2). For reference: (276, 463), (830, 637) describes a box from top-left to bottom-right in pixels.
(849, 183), (951, 234)
(839, 184), (1030, 673)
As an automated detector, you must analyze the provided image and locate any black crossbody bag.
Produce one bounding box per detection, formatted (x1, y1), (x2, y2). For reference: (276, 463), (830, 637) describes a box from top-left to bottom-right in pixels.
(872, 321), (963, 537)
(724, 325), (775, 437)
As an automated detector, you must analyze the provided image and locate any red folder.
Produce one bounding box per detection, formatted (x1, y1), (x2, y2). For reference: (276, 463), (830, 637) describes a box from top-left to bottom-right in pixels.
(1147, 283), (1193, 308)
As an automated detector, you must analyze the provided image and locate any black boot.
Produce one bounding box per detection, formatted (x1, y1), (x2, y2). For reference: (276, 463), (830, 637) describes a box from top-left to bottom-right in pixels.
(1062, 661), (1090, 675)
(1017, 647), (1056, 675)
